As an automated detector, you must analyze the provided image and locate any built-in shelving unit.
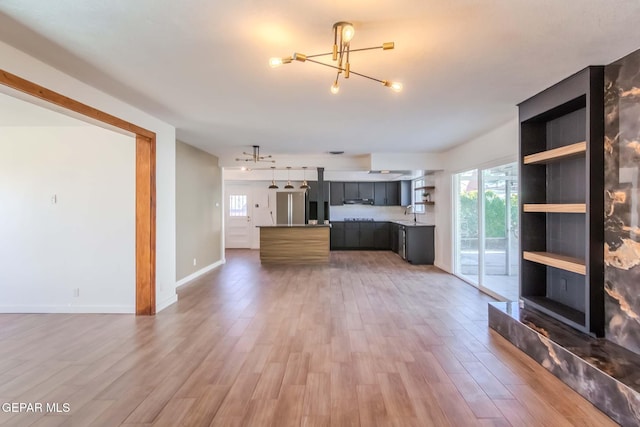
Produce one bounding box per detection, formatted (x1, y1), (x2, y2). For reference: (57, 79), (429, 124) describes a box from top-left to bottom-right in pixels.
(519, 66), (604, 337)
(413, 180), (435, 209)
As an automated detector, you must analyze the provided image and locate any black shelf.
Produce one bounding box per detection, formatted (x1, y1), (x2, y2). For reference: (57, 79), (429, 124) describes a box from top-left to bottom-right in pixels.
(518, 66), (604, 337)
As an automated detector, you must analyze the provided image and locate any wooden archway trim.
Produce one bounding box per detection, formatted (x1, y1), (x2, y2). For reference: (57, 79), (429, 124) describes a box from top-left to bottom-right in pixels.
(0, 68), (156, 315)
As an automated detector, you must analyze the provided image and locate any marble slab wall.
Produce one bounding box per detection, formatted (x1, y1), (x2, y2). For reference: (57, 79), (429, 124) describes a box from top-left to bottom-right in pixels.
(604, 49), (640, 355)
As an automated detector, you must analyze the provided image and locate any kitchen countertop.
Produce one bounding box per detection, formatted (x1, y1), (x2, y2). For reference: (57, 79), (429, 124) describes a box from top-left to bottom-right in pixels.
(257, 224), (331, 228)
(389, 220), (435, 227)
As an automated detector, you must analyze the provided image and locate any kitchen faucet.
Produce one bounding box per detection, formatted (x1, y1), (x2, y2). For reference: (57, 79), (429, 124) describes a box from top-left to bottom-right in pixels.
(404, 205), (417, 223)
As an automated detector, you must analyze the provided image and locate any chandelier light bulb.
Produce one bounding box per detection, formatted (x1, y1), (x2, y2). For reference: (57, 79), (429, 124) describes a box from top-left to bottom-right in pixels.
(330, 82), (340, 94)
(341, 24), (355, 43)
(391, 82), (403, 92)
(269, 57), (283, 68)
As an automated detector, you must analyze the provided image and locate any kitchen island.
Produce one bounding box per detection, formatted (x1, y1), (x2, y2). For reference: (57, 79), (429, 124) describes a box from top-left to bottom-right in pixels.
(257, 224), (331, 264)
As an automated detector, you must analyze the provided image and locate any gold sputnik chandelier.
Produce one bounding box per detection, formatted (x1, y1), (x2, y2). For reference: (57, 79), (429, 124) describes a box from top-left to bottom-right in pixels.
(269, 21), (402, 94)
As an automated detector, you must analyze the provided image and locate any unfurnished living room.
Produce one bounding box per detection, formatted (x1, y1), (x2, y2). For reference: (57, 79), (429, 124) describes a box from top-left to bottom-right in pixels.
(2, 2), (640, 426)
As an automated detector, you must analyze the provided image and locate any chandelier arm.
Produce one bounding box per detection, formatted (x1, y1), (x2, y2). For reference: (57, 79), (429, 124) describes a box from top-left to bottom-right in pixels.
(306, 46), (387, 59)
(304, 58), (386, 84)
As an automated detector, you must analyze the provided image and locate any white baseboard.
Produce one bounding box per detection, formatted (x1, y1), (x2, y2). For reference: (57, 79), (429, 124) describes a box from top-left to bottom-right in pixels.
(176, 259), (224, 288)
(434, 261), (452, 274)
(156, 294), (178, 312)
(0, 305), (135, 314)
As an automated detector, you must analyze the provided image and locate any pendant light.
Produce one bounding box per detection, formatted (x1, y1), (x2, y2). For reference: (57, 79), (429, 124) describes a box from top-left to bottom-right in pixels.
(300, 166), (310, 190)
(284, 166), (294, 189)
(268, 166), (279, 189)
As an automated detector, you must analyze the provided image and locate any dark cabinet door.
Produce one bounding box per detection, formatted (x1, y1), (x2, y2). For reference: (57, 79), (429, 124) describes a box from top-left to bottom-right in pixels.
(344, 222), (360, 248)
(400, 180), (412, 206)
(307, 181), (318, 202)
(330, 222), (345, 249)
(406, 226), (435, 264)
(386, 182), (400, 206)
(359, 222), (375, 248)
(374, 182), (386, 205)
(358, 182), (374, 201)
(344, 182), (359, 199)
(390, 223), (399, 253)
(330, 182), (344, 205)
(374, 222), (390, 249)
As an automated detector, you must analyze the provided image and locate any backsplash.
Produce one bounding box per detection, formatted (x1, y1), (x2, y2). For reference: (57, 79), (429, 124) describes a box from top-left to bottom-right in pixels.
(604, 47), (640, 355)
(330, 205), (435, 223)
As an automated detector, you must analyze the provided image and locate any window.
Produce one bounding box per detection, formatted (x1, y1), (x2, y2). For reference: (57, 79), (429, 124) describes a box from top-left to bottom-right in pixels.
(412, 178), (425, 213)
(229, 195), (248, 217)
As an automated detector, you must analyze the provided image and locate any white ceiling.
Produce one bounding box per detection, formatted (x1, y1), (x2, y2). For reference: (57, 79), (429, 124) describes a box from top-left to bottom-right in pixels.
(1, 1), (640, 164)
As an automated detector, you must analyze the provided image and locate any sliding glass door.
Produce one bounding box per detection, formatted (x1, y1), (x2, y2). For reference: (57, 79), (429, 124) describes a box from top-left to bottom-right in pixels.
(456, 170), (479, 284)
(481, 164), (519, 301)
(454, 163), (519, 301)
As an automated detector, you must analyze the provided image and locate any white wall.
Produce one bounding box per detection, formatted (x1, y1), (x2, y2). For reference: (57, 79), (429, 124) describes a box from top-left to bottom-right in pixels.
(0, 126), (135, 312)
(1, 40), (178, 312)
(435, 118), (519, 273)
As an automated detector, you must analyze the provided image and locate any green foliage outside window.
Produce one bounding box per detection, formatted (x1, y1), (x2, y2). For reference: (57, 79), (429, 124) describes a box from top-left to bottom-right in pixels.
(459, 190), (518, 238)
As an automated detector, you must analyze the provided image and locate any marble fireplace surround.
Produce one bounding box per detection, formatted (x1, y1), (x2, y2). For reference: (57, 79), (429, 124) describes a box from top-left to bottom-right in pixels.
(489, 302), (640, 426)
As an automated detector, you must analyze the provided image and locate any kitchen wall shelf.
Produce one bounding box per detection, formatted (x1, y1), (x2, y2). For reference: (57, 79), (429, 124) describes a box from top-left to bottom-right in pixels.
(523, 141), (586, 164)
(523, 204), (586, 213)
(415, 185), (435, 191)
(522, 251), (586, 275)
(415, 201), (435, 205)
(519, 65), (604, 336)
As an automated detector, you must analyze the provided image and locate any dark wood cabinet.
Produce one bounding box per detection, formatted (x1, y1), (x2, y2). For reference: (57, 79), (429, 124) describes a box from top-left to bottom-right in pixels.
(358, 182), (374, 201)
(307, 181), (318, 202)
(344, 222), (359, 248)
(329, 221), (431, 256)
(374, 181), (401, 206)
(359, 223), (375, 248)
(405, 226), (435, 265)
(344, 182), (359, 199)
(330, 182), (344, 206)
(390, 223), (399, 253)
(330, 181), (403, 205)
(330, 221), (345, 249)
(400, 180), (412, 206)
(374, 222), (390, 249)
(386, 182), (399, 206)
(519, 66), (604, 336)
(374, 182), (386, 205)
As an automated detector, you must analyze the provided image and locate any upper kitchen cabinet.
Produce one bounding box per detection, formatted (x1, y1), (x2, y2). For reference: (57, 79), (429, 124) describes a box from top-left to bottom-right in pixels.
(344, 182), (359, 199)
(374, 182), (400, 206)
(400, 180), (412, 206)
(330, 182), (344, 205)
(330, 181), (404, 205)
(358, 182), (375, 200)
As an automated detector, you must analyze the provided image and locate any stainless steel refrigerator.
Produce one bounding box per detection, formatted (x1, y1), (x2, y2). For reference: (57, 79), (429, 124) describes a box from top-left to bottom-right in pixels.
(276, 192), (305, 225)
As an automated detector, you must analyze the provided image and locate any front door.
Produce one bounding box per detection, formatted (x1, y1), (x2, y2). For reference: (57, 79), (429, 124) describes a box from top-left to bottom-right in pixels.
(225, 186), (253, 248)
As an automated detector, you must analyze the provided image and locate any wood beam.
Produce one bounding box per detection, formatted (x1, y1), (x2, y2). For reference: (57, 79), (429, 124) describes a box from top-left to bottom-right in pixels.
(0, 68), (157, 315)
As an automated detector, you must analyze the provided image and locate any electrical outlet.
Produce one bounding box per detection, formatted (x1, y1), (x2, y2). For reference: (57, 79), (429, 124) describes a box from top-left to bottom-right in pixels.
(193, 258), (197, 266)
(560, 278), (567, 292)
(73, 288), (80, 298)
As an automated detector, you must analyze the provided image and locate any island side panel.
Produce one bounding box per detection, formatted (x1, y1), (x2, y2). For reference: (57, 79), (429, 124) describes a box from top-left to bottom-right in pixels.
(259, 227), (330, 264)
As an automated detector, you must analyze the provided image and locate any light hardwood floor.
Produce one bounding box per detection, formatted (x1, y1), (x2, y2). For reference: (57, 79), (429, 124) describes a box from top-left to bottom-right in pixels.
(0, 250), (616, 426)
